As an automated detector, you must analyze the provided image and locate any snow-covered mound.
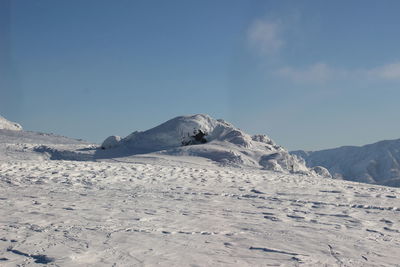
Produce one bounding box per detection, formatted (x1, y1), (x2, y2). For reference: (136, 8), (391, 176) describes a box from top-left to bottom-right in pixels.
(292, 138), (400, 187)
(0, 115), (23, 131)
(100, 114), (320, 175)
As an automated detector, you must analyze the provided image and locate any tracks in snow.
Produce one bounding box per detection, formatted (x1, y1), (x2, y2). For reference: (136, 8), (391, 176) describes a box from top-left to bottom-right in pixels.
(0, 159), (399, 266)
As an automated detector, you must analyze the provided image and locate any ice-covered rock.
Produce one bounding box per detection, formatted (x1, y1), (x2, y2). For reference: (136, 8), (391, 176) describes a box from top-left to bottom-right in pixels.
(100, 114), (314, 174)
(0, 115), (23, 131)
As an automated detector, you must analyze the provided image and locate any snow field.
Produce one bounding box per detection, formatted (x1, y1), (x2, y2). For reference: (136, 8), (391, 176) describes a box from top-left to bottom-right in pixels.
(0, 159), (399, 266)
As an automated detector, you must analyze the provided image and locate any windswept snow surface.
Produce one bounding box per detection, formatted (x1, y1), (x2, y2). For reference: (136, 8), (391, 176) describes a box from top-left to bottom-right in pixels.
(0, 116), (22, 131)
(0, 157), (399, 266)
(292, 138), (400, 187)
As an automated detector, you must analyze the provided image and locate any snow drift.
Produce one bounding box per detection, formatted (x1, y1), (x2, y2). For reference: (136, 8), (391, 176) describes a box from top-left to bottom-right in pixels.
(100, 114), (325, 175)
(292, 138), (400, 187)
(0, 115), (23, 131)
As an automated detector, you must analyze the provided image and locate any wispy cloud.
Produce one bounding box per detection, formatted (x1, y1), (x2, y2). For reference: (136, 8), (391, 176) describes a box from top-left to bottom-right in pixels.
(369, 62), (400, 80)
(247, 15), (400, 84)
(275, 63), (341, 84)
(247, 20), (283, 56)
(274, 62), (400, 84)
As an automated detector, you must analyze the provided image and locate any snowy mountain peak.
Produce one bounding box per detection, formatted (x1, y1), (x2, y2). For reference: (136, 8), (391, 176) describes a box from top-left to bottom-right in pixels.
(101, 114), (324, 176)
(0, 115), (23, 131)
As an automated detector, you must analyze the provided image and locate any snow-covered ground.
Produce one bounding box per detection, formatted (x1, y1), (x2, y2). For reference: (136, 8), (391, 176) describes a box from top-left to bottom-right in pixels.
(1, 114), (400, 266)
(1, 157), (400, 266)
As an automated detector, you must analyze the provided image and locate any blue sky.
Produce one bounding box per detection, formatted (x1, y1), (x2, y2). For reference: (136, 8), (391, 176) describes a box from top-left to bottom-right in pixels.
(2, 0), (400, 150)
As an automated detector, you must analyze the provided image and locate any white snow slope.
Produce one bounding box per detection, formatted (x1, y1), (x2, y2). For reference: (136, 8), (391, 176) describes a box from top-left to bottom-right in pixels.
(292, 138), (400, 187)
(0, 116), (23, 131)
(1, 115), (400, 266)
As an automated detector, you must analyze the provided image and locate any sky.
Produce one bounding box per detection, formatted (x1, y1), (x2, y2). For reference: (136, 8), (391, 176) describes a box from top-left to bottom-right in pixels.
(1, 0), (400, 150)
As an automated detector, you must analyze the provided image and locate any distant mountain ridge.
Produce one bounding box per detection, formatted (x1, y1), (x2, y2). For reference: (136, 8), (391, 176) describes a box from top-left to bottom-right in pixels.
(291, 138), (400, 187)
